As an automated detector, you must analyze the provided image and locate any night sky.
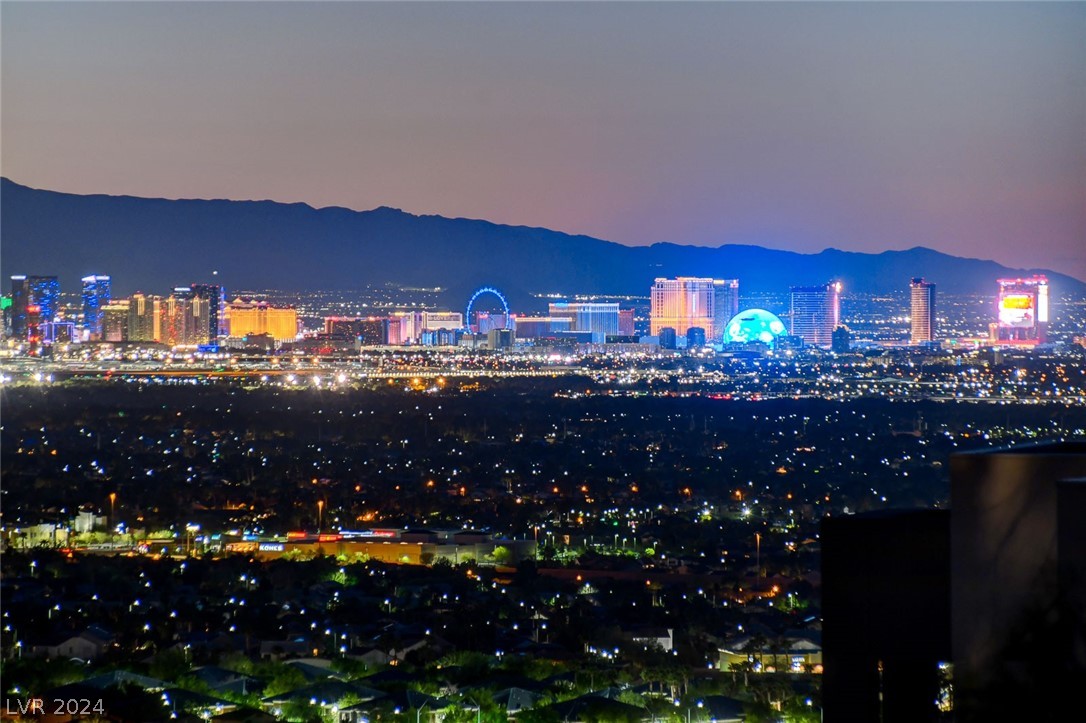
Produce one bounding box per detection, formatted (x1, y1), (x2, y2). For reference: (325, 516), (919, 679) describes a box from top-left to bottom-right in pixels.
(3, 2), (1084, 279)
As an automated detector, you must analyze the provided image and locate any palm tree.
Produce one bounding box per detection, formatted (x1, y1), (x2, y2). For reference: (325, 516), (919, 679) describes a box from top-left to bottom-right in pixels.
(746, 633), (768, 673)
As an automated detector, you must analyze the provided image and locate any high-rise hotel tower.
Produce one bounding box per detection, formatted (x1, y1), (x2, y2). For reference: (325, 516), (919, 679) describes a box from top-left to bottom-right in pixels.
(790, 282), (841, 348)
(910, 278), (936, 344)
(650, 277), (739, 342)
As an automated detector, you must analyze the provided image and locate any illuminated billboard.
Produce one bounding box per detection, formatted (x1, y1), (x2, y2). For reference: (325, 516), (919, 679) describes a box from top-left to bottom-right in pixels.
(998, 294), (1035, 328)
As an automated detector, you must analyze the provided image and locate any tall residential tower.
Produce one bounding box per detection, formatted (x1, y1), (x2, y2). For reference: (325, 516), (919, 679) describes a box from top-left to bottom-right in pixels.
(909, 278), (936, 345)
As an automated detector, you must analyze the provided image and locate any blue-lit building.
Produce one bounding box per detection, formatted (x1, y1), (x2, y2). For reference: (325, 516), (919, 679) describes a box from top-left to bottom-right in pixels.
(30, 276), (60, 324)
(81, 275), (112, 339)
(9, 276), (29, 339)
(9, 275), (59, 340)
(41, 321), (78, 344)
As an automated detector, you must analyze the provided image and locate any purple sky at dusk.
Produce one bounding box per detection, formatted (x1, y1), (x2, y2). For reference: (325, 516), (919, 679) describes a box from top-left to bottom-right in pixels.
(3, 2), (1084, 279)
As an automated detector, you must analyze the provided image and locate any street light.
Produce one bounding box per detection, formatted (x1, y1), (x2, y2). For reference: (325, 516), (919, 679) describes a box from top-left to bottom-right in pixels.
(109, 492), (117, 525)
(186, 524), (200, 556)
(675, 700), (703, 723)
(317, 500), (324, 533)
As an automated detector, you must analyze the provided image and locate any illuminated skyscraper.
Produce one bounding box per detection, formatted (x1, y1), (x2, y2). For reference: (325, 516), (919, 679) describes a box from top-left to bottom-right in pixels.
(157, 287), (212, 345)
(102, 300), (130, 342)
(10, 276), (29, 339)
(386, 317), (403, 345)
(9, 275), (59, 340)
(391, 311), (424, 344)
(28, 276), (59, 324)
(190, 283), (224, 341)
(650, 277), (739, 341)
(81, 275), (112, 340)
(618, 309), (635, 336)
(127, 293), (160, 342)
(790, 282), (841, 348)
(712, 279), (740, 341)
(160, 289), (191, 346)
(548, 302), (620, 342)
(909, 278), (936, 345)
(993, 276), (1049, 344)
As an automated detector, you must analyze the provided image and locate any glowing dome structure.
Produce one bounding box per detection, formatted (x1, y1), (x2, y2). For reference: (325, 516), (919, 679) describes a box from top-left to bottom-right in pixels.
(725, 309), (787, 345)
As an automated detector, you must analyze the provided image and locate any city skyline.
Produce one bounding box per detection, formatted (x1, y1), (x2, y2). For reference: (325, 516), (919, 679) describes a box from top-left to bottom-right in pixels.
(3, 4), (1086, 719)
(3, 2), (1084, 278)
(5, 267), (1069, 352)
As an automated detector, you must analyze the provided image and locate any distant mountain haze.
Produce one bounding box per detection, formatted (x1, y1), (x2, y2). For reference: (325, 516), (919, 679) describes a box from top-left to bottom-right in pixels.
(1, 178), (1081, 311)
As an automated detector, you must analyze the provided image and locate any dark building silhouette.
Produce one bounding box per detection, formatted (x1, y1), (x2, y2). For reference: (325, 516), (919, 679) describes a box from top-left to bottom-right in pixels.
(325, 317), (388, 346)
(822, 509), (951, 723)
(487, 327), (514, 349)
(949, 443), (1086, 720)
(686, 326), (706, 348)
(658, 327), (677, 350)
(823, 443), (1086, 722)
(831, 325), (851, 354)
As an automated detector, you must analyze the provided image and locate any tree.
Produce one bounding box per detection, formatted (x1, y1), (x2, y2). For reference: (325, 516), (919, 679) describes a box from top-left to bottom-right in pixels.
(149, 648), (191, 682)
(279, 698), (331, 723)
(516, 707), (561, 723)
(746, 633), (768, 672)
(490, 545), (512, 566)
(262, 664), (306, 697)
